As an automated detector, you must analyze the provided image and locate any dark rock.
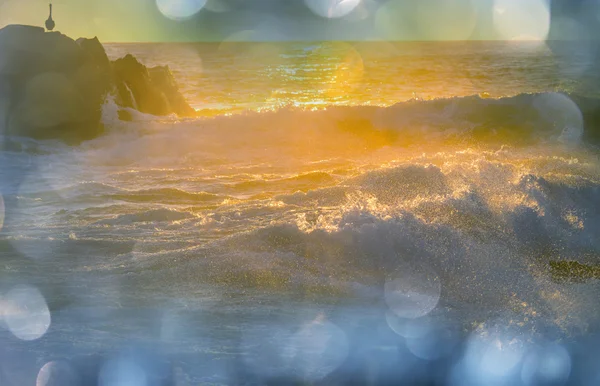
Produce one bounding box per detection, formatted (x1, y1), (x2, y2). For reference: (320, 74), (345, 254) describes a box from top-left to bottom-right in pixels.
(76, 37), (110, 73)
(115, 80), (136, 110)
(113, 55), (196, 117)
(0, 24), (196, 143)
(73, 37), (114, 134)
(0, 25), (85, 76)
(11, 72), (93, 138)
(149, 66), (196, 117)
(0, 25), (103, 142)
(113, 54), (162, 113)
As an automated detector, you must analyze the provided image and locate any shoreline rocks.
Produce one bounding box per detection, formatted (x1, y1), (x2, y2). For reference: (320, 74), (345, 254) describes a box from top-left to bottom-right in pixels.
(113, 54), (196, 117)
(0, 24), (196, 143)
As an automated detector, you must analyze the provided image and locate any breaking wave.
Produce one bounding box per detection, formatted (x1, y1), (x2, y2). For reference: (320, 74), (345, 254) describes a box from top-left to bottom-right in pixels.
(1, 90), (599, 341)
(100, 91), (600, 148)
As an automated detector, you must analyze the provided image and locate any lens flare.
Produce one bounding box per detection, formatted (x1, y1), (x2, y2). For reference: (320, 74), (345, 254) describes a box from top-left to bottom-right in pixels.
(3, 285), (51, 341)
(385, 310), (434, 339)
(156, 0), (207, 21)
(242, 326), (296, 379)
(521, 343), (571, 386)
(451, 320), (529, 386)
(36, 361), (81, 386)
(282, 317), (349, 381)
(304, 0), (361, 19)
(384, 266), (441, 319)
(0, 194), (4, 232)
(493, 0), (550, 41)
(99, 358), (147, 386)
(9, 174), (66, 261)
(533, 93), (583, 145)
(405, 325), (458, 361)
(204, 0), (230, 13)
(241, 315), (349, 381)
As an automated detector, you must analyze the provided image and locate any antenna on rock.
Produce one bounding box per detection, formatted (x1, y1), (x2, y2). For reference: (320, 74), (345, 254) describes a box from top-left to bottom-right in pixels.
(45, 1), (55, 31)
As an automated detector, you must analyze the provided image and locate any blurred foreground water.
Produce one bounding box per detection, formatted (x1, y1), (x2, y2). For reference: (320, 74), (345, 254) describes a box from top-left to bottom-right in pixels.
(1, 41), (600, 385)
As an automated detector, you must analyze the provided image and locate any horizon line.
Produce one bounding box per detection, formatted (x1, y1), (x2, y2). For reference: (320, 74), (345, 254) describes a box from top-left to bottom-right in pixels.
(0, 24), (594, 45)
(100, 38), (595, 44)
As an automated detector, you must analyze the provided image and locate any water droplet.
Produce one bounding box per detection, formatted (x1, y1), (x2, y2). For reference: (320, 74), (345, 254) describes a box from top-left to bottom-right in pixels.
(204, 0), (231, 13)
(3, 285), (51, 341)
(493, 0), (550, 41)
(405, 325), (459, 361)
(534, 93), (583, 145)
(521, 343), (571, 386)
(0, 194), (4, 232)
(99, 358), (147, 386)
(385, 310), (434, 339)
(384, 266), (441, 319)
(9, 173), (67, 261)
(37, 361), (81, 386)
(453, 320), (529, 385)
(304, 0), (361, 19)
(156, 0), (207, 21)
(282, 316), (349, 381)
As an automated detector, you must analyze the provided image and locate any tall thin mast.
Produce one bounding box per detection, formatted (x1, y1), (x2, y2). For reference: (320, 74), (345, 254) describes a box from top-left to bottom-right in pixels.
(45, 2), (55, 31)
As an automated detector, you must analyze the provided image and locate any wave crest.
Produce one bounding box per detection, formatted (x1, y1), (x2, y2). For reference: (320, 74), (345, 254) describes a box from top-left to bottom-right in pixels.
(105, 92), (600, 148)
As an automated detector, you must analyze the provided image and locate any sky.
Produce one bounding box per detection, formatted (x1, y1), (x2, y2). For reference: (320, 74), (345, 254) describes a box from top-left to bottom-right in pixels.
(0, 0), (597, 42)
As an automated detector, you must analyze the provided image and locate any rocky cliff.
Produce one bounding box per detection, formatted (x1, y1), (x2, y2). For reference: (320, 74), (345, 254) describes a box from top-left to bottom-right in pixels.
(0, 24), (196, 143)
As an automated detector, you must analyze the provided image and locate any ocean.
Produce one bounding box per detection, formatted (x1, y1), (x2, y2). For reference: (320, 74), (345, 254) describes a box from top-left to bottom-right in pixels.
(1, 41), (600, 385)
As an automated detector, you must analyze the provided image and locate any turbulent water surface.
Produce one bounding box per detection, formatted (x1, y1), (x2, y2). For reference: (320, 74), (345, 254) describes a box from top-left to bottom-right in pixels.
(1, 41), (600, 385)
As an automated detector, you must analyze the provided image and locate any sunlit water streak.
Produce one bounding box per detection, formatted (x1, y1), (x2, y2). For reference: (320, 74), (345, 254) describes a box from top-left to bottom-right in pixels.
(1, 41), (600, 384)
(102, 41), (600, 112)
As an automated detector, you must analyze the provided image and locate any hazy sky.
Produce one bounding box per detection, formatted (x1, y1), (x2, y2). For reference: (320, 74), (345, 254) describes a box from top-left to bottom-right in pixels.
(0, 0), (596, 42)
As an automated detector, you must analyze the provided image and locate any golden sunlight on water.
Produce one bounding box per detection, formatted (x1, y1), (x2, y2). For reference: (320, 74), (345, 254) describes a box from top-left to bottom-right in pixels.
(2, 0), (600, 383)
(104, 40), (572, 115)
